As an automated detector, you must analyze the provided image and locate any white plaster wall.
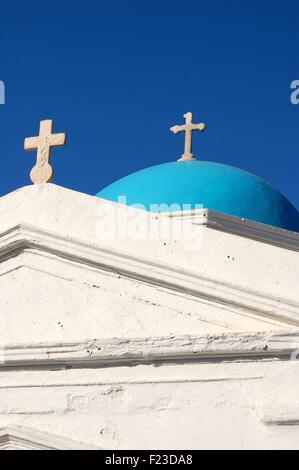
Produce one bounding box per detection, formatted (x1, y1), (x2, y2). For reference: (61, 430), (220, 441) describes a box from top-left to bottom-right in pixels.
(0, 249), (293, 345)
(0, 184), (298, 450)
(0, 184), (298, 306)
(0, 184), (298, 344)
(195, 227), (299, 300)
(0, 358), (298, 449)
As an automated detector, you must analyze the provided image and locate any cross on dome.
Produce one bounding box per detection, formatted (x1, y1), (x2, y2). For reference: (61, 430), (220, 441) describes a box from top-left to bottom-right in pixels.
(170, 112), (206, 161)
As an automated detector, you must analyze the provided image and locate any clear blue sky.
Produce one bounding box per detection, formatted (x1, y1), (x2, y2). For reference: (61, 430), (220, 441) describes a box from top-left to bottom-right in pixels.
(0, 0), (298, 209)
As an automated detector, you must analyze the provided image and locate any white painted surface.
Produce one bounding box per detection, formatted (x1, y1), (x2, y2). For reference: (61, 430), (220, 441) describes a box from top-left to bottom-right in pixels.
(0, 357), (299, 449)
(0, 184), (298, 449)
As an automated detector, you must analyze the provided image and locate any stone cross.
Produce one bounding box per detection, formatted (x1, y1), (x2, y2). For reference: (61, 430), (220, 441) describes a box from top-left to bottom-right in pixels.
(170, 112), (206, 161)
(24, 120), (66, 184)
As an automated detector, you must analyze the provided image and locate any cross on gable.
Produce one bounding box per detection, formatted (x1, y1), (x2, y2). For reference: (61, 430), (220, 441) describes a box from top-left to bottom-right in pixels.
(170, 112), (206, 161)
(24, 120), (66, 184)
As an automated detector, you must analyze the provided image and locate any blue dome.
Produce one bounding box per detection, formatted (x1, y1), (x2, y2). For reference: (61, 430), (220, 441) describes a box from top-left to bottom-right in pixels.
(96, 161), (299, 233)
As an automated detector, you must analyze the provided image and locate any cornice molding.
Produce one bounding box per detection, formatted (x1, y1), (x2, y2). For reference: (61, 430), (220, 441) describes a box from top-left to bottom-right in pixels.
(0, 425), (100, 450)
(167, 208), (299, 252)
(262, 417), (299, 427)
(0, 223), (299, 326)
(1, 331), (299, 368)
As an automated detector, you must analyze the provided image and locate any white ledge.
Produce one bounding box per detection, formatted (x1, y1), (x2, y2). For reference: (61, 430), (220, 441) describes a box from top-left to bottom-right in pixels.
(167, 208), (299, 252)
(262, 418), (299, 427)
(1, 331), (299, 368)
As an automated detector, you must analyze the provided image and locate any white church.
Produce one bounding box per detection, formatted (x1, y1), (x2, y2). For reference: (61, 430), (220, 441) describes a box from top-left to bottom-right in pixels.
(0, 113), (298, 450)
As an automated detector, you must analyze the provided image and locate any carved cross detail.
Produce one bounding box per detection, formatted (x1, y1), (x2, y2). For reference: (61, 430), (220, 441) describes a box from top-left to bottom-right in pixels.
(24, 120), (66, 184)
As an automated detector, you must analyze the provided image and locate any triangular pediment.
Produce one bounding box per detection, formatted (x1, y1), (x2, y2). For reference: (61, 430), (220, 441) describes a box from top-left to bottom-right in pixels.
(0, 184), (298, 343)
(0, 425), (99, 450)
(0, 223), (298, 338)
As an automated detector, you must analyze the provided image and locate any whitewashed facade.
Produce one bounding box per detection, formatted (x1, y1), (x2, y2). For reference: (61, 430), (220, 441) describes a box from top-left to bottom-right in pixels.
(0, 183), (298, 450)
